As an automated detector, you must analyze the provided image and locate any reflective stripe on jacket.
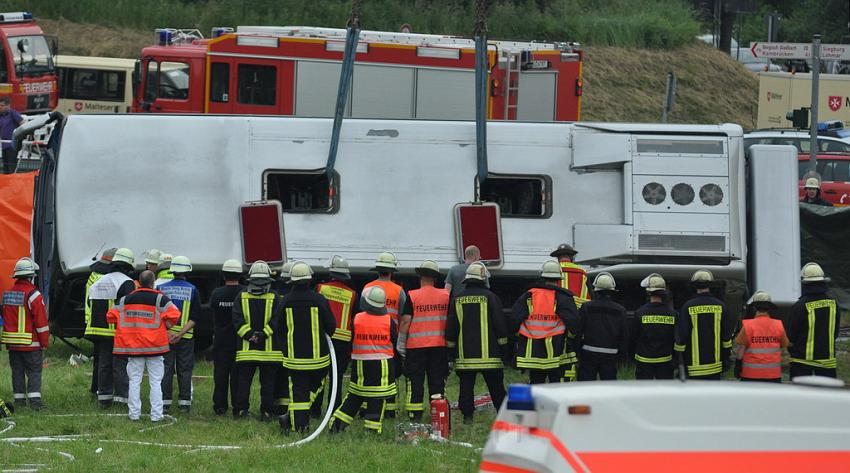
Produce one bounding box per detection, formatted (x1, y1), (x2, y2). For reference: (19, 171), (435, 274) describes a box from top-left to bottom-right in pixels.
(1, 280), (49, 351)
(107, 288), (181, 356)
(407, 286), (449, 349)
(316, 281), (356, 342)
(157, 279), (198, 340)
(518, 288), (565, 339)
(741, 316), (784, 379)
(351, 311), (394, 360)
(559, 262), (590, 307)
(235, 292), (284, 363)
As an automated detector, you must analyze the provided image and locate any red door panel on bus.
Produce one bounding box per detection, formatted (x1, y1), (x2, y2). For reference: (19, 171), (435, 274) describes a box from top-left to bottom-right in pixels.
(454, 202), (503, 268)
(239, 201), (286, 265)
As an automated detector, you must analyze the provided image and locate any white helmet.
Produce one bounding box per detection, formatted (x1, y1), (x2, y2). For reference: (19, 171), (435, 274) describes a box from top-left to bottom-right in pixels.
(804, 177), (820, 189)
(372, 252), (399, 271)
(222, 259), (243, 274)
(540, 260), (562, 280)
(641, 273), (666, 293)
(691, 269), (714, 284)
(144, 249), (162, 265)
(328, 255), (350, 277)
(170, 256), (192, 274)
(280, 261), (295, 279)
(463, 262), (489, 282)
(12, 257), (38, 277)
(290, 262), (312, 282)
(112, 248), (135, 266)
(158, 253), (173, 270)
(415, 260), (441, 278)
(249, 260), (272, 279)
(364, 286), (387, 309)
(801, 262), (826, 282)
(593, 272), (616, 291)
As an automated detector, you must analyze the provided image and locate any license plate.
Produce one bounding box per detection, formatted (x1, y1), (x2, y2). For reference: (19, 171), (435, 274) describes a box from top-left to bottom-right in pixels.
(27, 93), (50, 111)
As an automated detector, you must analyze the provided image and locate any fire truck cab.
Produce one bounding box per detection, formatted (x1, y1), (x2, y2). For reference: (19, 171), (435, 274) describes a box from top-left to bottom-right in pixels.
(0, 12), (57, 113)
(134, 26), (583, 121)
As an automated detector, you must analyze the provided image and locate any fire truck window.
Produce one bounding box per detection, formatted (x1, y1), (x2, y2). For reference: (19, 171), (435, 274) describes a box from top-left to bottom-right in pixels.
(0, 46), (7, 83)
(264, 171), (338, 213)
(158, 62), (190, 100)
(64, 68), (125, 102)
(478, 175), (551, 218)
(210, 62), (229, 102)
(237, 64), (276, 106)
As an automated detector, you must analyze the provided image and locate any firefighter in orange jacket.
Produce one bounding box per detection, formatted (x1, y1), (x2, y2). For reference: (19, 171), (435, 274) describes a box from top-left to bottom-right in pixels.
(331, 286), (398, 434)
(511, 260), (580, 384)
(361, 252), (406, 417)
(398, 260), (450, 421)
(315, 256), (358, 414)
(1, 257), (49, 410)
(107, 270), (181, 421)
(551, 243), (591, 308)
(735, 291), (789, 383)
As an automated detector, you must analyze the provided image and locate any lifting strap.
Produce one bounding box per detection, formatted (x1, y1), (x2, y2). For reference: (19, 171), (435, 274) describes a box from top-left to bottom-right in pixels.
(474, 0), (490, 186)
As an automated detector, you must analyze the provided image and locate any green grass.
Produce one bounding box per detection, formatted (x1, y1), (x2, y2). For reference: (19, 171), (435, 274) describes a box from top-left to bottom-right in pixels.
(6, 0), (700, 49)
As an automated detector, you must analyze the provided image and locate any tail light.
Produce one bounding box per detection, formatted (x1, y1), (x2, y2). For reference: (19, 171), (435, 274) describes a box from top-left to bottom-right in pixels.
(575, 79), (584, 97)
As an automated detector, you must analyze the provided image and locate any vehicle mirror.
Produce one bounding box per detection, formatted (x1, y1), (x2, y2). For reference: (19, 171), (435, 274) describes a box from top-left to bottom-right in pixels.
(133, 60), (141, 91)
(48, 36), (58, 57)
(17, 38), (28, 53)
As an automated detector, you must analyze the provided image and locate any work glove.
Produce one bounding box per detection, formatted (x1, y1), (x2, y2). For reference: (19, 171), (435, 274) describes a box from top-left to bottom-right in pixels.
(734, 359), (743, 379)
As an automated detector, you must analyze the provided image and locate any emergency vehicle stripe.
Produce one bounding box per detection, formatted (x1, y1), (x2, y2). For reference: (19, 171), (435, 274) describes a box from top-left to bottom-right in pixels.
(576, 451), (850, 472)
(479, 461), (537, 473)
(490, 420), (588, 473)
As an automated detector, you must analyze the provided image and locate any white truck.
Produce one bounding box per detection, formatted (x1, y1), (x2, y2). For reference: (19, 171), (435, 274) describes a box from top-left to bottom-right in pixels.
(26, 115), (799, 343)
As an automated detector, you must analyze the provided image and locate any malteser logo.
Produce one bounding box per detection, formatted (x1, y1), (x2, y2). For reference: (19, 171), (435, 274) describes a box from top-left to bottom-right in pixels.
(828, 96), (843, 112)
(767, 91), (783, 101)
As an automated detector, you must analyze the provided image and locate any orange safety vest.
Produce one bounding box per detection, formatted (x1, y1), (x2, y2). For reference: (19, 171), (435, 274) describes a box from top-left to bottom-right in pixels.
(107, 288), (181, 356)
(364, 279), (403, 322)
(559, 262), (590, 307)
(316, 280), (356, 342)
(518, 288), (566, 339)
(407, 286), (449, 349)
(351, 311), (394, 360)
(741, 316), (784, 379)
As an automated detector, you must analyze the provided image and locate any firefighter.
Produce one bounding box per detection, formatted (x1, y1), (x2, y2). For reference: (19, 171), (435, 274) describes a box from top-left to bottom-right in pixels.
(674, 269), (734, 380)
(273, 260), (294, 415)
(144, 249), (162, 273)
(156, 256), (202, 413)
(85, 247), (117, 397)
(735, 291), (789, 383)
(88, 247), (136, 408)
(106, 270), (181, 421)
(154, 253), (174, 285)
(233, 261), (283, 419)
(446, 262), (508, 424)
(315, 255), (357, 414)
(361, 252), (407, 418)
(209, 259), (246, 415)
(511, 260), (579, 384)
(632, 273), (678, 380)
(788, 263), (839, 378)
(800, 178), (833, 207)
(1, 257), (49, 410)
(576, 272), (627, 381)
(550, 243), (591, 308)
(398, 260), (450, 421)
(277, 262), (336, 434)
(330, 286), (398, 434)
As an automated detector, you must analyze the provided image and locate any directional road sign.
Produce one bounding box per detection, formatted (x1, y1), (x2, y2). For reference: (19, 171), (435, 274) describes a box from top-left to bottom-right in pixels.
(750, 42), (850, 61)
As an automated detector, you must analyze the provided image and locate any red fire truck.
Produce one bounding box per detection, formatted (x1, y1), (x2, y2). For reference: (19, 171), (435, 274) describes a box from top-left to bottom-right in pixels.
(0, 12), (57, 113)
(133, 26), (583, 121)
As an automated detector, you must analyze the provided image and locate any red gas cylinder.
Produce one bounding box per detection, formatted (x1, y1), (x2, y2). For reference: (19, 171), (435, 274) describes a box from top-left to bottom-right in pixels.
(430, 393), (450, 439)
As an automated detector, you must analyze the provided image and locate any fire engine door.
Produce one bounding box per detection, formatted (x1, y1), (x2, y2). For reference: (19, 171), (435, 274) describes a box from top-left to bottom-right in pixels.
(453, 202), (504, 268)
(140, 57), (197, 113)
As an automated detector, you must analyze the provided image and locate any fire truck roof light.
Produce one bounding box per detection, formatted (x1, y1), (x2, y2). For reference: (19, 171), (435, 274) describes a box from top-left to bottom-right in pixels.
(156, 28), (175, 46)
(325, 41), (368, 54)
(416, 47), (461, 60)
(236, 36), (279, 48)
(212, 27), (234, 38)
(0, 12), (33, 23)
(506, 384), (535, 411)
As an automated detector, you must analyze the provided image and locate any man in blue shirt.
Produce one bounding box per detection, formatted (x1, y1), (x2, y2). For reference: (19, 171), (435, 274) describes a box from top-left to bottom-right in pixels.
(0, 98), (23, 174)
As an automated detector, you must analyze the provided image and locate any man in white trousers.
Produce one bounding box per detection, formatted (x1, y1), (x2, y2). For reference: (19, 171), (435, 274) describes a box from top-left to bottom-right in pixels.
(107, 271), (181, 421)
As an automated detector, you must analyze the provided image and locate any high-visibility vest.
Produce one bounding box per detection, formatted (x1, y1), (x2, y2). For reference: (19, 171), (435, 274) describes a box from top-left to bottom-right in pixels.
(407, 286), (449, 349)
(157, 279), (196, 340)
(351, 312), (394, 361)
(741, 316), (784, 379)
(518, 288), (565, 339)
(559, 262), (590, 307)
(1, 282), (48, 350)
(109, 288), (181, 356)
(84, 272), (116, 338)
(235, 292), (284, 363)
(316, 281), (356, 342)
(364, 279), (402, 322)
(84, 271), (103, 328)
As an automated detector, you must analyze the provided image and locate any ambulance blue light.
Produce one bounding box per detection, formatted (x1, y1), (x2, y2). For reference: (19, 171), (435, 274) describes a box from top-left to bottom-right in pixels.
(22, 12), (32, 20)
(157, 29), (173, 46)
(818, 120), (844, 132)
(506, 384), (535, 411)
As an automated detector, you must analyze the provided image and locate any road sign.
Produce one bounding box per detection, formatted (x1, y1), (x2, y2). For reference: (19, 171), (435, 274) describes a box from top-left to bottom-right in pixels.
(750, 42), (850, 60)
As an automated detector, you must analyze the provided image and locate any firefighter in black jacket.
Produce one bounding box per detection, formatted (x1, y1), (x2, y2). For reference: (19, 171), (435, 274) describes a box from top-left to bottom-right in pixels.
(209, 259), (246, 415)
(577, 272), (627, 381)
(232, 261), (283, 420)
(674, 269), (734, 380)
(788, 263), (839, 378)
(633, 273), (677, 380)
(277, 262), (336, 434)
(446, 262), (508, 424)
(511, 260), (580, 384)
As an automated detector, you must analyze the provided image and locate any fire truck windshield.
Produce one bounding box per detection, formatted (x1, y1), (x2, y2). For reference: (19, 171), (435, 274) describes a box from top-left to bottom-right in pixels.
(8, 35), (54, 76)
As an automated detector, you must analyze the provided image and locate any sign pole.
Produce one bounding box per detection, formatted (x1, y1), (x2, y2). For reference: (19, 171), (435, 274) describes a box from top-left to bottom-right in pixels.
(809, 34), (820, 171)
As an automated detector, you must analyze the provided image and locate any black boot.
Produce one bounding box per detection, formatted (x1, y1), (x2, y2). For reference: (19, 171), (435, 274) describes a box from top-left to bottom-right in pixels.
(329, 419), (347, 434)
(277, 413), (291, 434)
(233, 409), (249, 419)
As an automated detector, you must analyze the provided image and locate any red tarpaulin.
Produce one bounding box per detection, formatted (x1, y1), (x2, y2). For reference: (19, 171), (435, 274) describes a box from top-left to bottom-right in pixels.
(0, 172), (35, 294)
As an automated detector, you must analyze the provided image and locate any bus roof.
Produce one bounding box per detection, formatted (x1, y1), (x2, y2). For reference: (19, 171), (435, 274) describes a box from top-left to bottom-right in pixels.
(55, 55), (135, 70)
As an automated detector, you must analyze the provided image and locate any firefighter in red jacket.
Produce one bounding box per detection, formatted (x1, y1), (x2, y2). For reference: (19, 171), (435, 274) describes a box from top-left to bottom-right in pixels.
(331, 286), (398, 434)
(315, 256), (358, 414)
(551, 243), (591, 308)
(1, 257), (49, 410)
(398, 260), (450, 421)
(735, 291), (789, 383)
(107, 270), (181, 421)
